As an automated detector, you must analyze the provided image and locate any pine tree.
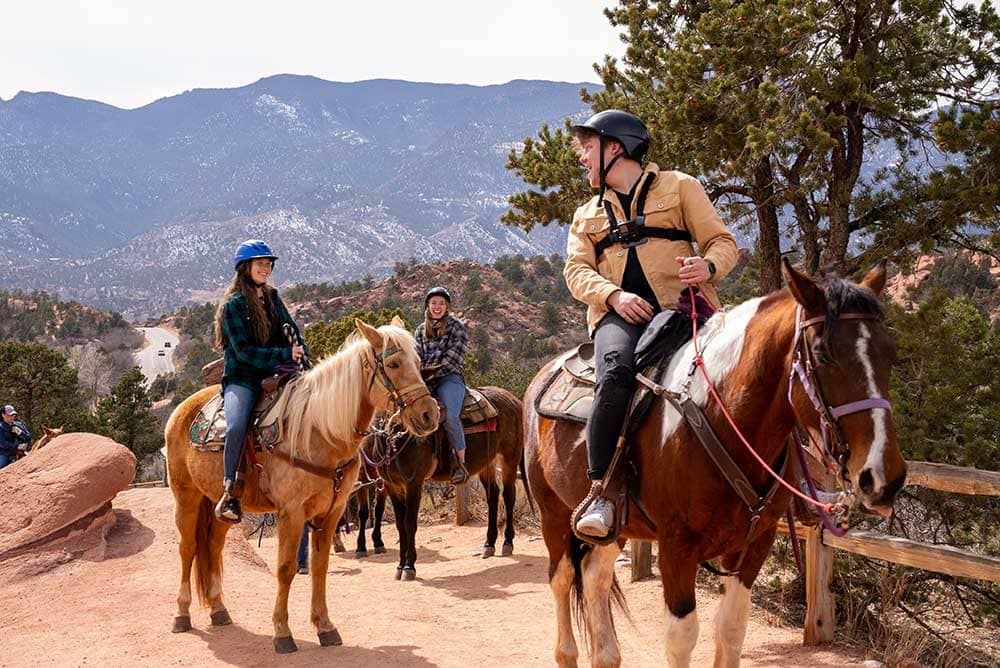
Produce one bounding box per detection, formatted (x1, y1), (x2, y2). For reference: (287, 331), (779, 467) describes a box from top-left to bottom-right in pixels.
(0, 342), (87, 430)
(504, 0), (1000, 292)
(97, 367), (160, 459)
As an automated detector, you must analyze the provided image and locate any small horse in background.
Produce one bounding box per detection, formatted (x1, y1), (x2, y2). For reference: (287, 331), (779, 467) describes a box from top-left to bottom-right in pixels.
(165, 318), (439, 653)
(524, 261), (907, 667)
(364, 385), (528, 580)
(24, 425), (64, 456)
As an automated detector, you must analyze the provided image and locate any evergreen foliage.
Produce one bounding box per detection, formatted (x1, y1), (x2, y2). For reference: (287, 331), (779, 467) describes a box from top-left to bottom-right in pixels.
(96, 367), (160, 462)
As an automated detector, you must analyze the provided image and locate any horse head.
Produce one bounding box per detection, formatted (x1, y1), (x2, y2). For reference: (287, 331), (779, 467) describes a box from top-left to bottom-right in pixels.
(355, 316), (439, 438)
(783, 259), (906, 516)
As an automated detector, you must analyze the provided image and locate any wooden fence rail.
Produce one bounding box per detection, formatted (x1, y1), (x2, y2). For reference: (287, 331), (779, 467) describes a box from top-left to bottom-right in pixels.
(627, 459), (1000, 644)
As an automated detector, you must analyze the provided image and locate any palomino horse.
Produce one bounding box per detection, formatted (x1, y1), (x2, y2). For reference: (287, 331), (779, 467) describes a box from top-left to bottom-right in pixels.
(524, 261), (907, 667)
(364, 385), (526, 580)
(164, 318), (439, 653)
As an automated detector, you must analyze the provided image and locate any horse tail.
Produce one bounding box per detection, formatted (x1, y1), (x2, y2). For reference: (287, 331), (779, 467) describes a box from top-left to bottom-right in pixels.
(194, 496), (217, 607)
(518, 449), (536, 517)
(568, 536), (630, 650)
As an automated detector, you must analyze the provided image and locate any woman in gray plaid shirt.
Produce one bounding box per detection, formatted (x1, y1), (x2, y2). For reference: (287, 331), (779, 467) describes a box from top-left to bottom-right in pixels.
(414, 286), (470, 484)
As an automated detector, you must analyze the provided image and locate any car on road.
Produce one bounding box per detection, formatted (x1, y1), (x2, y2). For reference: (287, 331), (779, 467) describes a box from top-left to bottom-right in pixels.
(164, 342), (171, 348)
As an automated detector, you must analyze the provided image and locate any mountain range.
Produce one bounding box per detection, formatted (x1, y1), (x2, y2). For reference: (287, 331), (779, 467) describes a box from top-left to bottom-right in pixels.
(0, 75), (594, 318)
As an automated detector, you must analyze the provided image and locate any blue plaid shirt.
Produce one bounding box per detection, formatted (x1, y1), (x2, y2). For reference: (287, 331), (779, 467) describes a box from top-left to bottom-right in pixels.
(414, 315), (468, 380)
(221, 291), (304, 390)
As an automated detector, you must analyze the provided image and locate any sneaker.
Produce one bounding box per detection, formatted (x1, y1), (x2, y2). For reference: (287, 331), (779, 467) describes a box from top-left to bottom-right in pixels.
(575, 497), (614, 537)
(297, 565), (309, 575)
(450, 462), (469, 485)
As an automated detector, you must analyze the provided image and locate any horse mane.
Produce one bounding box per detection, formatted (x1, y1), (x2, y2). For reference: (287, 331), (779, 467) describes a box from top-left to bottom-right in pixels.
(818, 275), (883, 354)
(277, 324), (418, 461)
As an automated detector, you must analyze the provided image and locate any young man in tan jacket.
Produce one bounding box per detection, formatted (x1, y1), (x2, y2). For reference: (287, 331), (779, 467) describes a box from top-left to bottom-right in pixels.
(565, 109), (739, 538)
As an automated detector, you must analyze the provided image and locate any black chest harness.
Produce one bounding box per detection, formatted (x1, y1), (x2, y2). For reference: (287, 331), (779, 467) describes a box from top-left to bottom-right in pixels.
(594, 171), (692, 259)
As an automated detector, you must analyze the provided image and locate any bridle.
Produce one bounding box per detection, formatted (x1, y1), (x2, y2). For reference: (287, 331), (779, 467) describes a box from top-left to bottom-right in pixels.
(788, 305), (893, 487)
(361, 344), (432, 418)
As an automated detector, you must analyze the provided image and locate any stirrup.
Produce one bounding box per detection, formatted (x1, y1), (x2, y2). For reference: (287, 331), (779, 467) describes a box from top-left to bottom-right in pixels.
(451, 461), (469, 485)
(571, 480), (622, 545)
(215, 481), (242, 524)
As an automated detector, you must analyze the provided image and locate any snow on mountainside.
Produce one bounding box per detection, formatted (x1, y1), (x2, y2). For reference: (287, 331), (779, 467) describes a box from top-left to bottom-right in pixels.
(0, 76), (590, 317)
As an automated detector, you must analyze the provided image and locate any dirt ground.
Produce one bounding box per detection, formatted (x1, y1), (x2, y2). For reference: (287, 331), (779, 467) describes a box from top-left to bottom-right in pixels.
(2, 488), (871, 667)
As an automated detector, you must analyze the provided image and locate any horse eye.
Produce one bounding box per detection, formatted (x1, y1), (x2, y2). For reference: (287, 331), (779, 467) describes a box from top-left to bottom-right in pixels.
(388, 361), (399, 369)
(812, 343), (832, 365)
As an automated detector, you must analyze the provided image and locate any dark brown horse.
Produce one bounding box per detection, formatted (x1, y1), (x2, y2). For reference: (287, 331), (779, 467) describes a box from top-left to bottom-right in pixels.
(364, 385), (527, 580)
(524, 262), (907, 667)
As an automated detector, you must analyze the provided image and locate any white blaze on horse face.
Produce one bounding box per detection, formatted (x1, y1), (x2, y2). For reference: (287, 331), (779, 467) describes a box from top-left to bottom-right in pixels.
(714, 576), (751, 668)
(857, 323), (889, 490)
(658, 298), (764, 445)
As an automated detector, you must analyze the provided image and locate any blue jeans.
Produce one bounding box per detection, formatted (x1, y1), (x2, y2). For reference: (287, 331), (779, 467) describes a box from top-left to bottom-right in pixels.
(223, 383), (259, 482)
(435, 373), (467, 453)
(298, 525), (309, 569)
(0, 453), (13, 469)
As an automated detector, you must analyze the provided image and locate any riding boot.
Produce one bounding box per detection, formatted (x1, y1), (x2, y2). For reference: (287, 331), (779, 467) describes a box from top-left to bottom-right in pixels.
(214, 479), (243, 523)
(450, 451), (469, 485)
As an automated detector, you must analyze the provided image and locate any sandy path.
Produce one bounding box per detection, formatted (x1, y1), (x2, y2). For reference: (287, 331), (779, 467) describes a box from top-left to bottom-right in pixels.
(3, 488), (867, 667)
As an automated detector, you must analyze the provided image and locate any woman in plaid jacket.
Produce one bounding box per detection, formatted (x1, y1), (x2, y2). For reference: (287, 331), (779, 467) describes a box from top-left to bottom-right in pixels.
(211, 240), (306, 523)
(414, 286), (470, 484)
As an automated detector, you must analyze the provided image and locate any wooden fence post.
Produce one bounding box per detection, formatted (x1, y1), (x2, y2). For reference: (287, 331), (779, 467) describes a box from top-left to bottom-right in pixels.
(804, 525), (836, 644)
(630, 540), (653, 581)
(455, 482), (473, 526)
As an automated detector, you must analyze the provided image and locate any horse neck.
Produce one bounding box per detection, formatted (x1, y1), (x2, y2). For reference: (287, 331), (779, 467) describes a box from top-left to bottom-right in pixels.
(713, 296), (800, 484)
(293, 342), (374, 463)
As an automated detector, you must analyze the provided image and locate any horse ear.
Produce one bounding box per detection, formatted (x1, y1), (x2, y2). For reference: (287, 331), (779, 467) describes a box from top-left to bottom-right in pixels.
(782, 258), (826, 313)
(390, 315), (406, 329)
(355, 319), (383, 350)
(860, 259), (888, 296)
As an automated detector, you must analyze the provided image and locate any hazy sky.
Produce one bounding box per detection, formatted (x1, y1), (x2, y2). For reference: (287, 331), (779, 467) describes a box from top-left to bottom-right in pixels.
(1, 1), (622, 109)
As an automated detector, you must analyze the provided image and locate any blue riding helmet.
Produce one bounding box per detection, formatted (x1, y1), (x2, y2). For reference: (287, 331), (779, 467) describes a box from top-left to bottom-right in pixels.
(233, 240), (278, 270)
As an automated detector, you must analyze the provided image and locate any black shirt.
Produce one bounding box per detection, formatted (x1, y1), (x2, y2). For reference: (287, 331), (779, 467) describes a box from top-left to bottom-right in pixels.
(610, 180), (661, 313)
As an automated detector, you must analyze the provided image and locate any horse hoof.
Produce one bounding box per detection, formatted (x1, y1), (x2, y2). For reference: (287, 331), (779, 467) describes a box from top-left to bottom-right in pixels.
(394, 567), (403, 580)
(318, 629), (343, 646)
(374, 545), (387, 554)
(210, 610), (232, 626)
(482, 545), (496, 559)
(273, 636), (298, 654)
(171, 616), (192, 633)
(501, 542), (514, 557)
(356, 549), (368, 558)
(401, 568), (416, 581)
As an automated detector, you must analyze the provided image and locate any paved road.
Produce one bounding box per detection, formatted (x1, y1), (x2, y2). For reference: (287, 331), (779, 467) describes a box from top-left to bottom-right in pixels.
(134, 327), (179, 382)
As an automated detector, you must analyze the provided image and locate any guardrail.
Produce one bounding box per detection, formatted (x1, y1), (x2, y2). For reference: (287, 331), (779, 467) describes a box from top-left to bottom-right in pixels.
(628, 460), (1000, 643)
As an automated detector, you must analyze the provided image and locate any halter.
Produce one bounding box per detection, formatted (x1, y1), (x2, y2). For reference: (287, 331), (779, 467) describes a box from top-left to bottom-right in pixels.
(361, 344), (432, 415)
(788, 305), (893, 485)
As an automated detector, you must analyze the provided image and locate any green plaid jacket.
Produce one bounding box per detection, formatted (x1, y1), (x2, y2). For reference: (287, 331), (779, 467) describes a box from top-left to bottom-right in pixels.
(220, 291), (304, 390)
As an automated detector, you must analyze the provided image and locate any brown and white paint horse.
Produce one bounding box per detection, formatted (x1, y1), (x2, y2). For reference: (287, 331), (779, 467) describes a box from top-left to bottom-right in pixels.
(523, 261), (906, 667)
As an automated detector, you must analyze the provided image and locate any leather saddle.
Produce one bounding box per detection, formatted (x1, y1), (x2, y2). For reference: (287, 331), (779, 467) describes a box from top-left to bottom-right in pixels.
(188, 372), (298, 453)
(457, 387), (499, 434)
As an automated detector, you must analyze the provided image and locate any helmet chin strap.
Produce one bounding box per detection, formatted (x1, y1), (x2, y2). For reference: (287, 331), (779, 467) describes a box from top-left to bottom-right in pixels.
(598, 136), (625, 199)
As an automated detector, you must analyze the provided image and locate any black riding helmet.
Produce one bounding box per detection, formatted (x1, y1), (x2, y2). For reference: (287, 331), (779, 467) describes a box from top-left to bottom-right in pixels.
(572, 109), (651, 193)
(424, 286), (452, 307)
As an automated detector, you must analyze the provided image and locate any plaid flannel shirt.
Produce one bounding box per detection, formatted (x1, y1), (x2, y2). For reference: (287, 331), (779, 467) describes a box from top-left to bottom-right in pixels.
(414, 315), (468, 380)
(221, 292), (304, 390)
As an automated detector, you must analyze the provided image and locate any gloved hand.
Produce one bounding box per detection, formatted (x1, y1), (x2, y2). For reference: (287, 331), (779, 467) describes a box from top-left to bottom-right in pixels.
(17, 443), (26, 452)
(12, 426), (22, 436)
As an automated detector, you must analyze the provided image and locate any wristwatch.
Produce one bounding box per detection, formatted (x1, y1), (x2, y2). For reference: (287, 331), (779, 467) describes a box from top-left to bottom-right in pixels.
(707, 260), (717, 277)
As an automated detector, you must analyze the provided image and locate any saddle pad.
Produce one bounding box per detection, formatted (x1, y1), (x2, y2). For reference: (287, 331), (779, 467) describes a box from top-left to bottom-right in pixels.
(188, 383), (289, 452)
(460, 387), (499, 427)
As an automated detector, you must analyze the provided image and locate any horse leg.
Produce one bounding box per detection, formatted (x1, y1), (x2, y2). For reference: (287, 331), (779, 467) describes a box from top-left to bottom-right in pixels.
(500, 457), (517, 556)
(371, 487), (386, 554)
(581, 542), (624, 668)
(389, 491), (409, 580)
(171, 486), (202, 633)
(400, 485), (421, 580)
(540, 505), (579, 668)
(713, 530), (775, 668)
(309, 516), (344, 647)
(271, 511), (305, 653)
(480, 467), (500, 558)
(206, 518), (234, 626)
(660, 545), (700, 668)
(355, 487), (370, 557)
